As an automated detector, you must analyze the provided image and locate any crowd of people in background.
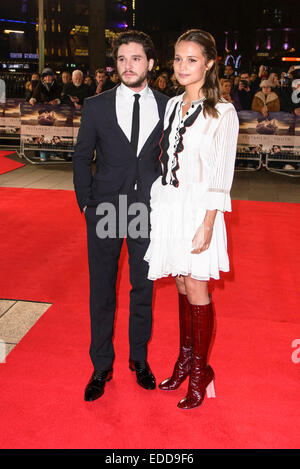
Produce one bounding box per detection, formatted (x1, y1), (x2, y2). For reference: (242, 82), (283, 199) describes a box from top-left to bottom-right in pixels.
(25, 66), (117, 110)
(218, 64), (300, 117)
(217, 64), (300, 170)
(1, 61), (299, 165)
(23, 62), (300, 118)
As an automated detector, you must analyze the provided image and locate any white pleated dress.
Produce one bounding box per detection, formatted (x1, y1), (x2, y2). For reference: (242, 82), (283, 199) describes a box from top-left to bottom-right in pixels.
(144, 94), (239, 281)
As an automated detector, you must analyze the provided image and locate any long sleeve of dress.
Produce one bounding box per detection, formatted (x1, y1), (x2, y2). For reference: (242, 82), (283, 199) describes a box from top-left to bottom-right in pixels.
(205, 107), (239, 212)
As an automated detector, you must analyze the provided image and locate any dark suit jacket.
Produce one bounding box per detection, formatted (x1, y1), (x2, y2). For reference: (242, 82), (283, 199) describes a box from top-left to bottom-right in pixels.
(61, 82), (91, 106)
(73, 85), (169, 212)
(32, 80), (62, 103)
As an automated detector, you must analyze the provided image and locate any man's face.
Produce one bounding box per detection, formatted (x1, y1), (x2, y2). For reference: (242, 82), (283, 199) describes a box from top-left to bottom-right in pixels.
(62, 72), (71, 84)
(111, 72), (119, 83)
(116, 42), (154, 90)
(96, 72), (107, 84)
(240, 73), (250, 83)
(72, 73), (83, 86)
(225, 66), (233, 76)
(31, 73), (39, 81)
(43, 74), (53, 84)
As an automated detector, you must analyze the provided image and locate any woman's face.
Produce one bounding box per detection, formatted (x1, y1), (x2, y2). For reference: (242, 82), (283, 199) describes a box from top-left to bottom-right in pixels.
(262, 86), (271, 94)
(173, 40), (213, 88)
(221, 81), (231, 95)
(157, 77), (167, 90)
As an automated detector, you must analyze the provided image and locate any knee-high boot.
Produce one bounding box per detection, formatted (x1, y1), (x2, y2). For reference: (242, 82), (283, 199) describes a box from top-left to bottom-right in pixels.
(159, 293), (192, 390)
(177, 301), (215, 409)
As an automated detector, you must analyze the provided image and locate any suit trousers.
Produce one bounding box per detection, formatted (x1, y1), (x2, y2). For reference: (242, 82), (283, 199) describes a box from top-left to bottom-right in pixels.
(84, 192), (153, 371)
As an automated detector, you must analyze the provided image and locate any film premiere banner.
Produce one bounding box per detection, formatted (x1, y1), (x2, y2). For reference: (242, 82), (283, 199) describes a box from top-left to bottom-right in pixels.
(237, 110), (300, 158)
(0, 99), (24, 138)
(20, 102), (74, 152)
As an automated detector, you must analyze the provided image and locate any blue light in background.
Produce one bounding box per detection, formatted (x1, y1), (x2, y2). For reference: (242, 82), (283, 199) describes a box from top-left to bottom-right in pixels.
(0, 19), (27, 24)
(117, 22), (128, 29)
(0, 18), (36, 25)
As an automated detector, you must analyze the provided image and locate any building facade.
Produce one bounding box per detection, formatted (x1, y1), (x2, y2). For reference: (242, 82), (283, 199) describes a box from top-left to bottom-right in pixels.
(0, 0), (133, 75)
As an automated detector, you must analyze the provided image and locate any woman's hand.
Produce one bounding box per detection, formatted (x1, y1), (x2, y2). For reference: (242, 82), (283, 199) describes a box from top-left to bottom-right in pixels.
(191, 209), (217, 254)
(191, 223), (213, 254)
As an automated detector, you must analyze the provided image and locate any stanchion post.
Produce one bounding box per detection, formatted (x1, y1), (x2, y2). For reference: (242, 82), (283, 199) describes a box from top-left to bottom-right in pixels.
(38, 0), (45, 75)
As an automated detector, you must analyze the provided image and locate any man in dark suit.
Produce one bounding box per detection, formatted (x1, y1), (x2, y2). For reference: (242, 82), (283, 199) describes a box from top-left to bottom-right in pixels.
(73, 31), (169, 402)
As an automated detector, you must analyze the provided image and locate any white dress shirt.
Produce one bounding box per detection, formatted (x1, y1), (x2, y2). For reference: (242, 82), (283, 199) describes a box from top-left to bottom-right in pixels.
(116, 82), (160, 156)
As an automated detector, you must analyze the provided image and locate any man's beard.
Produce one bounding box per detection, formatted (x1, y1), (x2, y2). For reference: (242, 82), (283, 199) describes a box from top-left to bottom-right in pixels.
(119, 70), (148, 88)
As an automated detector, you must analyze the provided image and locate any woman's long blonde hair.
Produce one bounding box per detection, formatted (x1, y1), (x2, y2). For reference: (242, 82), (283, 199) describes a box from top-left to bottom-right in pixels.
(175, 29), (221, 119)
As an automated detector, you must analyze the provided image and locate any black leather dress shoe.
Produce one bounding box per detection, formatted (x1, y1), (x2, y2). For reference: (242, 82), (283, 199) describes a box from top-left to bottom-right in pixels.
(129, 360), (156, 390)
(84, 369), (113, 402)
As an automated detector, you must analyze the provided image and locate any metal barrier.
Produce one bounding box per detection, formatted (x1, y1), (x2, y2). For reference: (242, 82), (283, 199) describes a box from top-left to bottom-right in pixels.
(265, 151), (300, 177)
(1, 103), (300, 174)
(235, 151), (263, 172)
(235, 110), (300, 176)
(18, 141), (74, 165)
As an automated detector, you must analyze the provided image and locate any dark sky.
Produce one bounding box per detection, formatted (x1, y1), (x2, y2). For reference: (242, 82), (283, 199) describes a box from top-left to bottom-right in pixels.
(136, 0), (299, 32)
(1, 0), (299, 32)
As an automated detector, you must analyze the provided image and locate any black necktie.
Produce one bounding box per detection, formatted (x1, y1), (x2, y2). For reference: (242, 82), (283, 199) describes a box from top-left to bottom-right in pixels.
(130, 93), (140, 155)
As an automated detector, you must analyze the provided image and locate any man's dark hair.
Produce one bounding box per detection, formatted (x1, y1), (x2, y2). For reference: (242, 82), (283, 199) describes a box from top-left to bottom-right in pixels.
(112, 30), (156, 63)
(95, 68), (107, 76)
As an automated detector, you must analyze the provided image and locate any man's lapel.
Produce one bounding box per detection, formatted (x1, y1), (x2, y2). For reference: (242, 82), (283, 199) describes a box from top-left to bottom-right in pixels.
(104, 85), (135, 155)
(137, 89), (167, 159)
(103, 85), (167, 159)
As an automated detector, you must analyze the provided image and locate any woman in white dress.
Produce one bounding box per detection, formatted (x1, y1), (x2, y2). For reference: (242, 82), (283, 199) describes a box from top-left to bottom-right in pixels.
(144, 29), (239, 409)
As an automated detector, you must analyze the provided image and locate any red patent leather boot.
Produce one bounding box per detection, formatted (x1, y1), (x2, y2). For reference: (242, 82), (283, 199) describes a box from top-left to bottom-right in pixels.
(178, 301), (216, 409)
(159, 293), (192, 390)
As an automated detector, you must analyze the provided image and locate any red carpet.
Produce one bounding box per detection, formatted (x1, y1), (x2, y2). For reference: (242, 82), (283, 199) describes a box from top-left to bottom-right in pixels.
(0, 151), (25, 175)
(0, 187), (299, 449)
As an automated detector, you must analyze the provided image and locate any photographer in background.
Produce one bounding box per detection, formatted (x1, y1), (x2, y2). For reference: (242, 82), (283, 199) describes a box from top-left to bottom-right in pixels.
(258, 64), (269, 81)
(268, 70), (291, 113)
(94, 68), (115, 94)
(235, 71), (255, 110)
